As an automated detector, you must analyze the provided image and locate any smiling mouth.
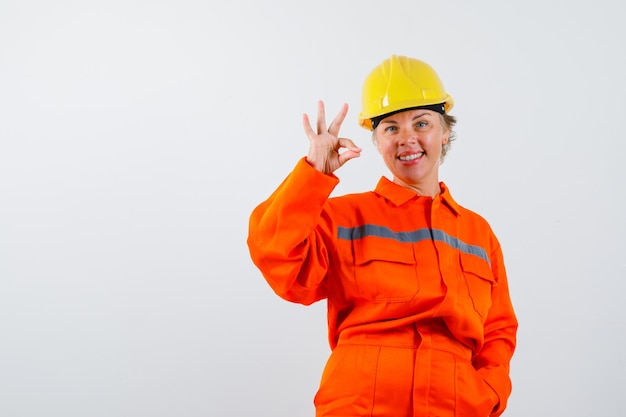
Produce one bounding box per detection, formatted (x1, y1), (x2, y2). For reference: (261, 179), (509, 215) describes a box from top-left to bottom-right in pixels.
(398, 152), (424, 161)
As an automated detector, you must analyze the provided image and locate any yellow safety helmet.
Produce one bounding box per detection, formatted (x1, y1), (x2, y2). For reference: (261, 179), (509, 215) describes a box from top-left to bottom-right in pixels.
(358, 55), (454, 130)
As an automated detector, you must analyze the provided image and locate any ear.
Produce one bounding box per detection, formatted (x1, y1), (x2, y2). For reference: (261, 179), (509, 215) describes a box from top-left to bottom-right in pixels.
(372, 132), (382, 153)
(441, 124), (452, 144)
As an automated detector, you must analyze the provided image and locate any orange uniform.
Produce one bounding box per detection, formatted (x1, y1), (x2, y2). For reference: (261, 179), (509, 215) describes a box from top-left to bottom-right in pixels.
(248, 158), (518, 417)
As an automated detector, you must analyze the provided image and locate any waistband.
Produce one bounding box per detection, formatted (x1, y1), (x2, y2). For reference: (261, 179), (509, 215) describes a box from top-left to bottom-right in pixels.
(336, 320), (472, 360)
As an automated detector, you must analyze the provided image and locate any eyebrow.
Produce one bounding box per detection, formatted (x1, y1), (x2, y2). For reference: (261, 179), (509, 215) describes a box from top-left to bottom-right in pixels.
(380, 112), (431, 124)
(412, 112), (432, 120)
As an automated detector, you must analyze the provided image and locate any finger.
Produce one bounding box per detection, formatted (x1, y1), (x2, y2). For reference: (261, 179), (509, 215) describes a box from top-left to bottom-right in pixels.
(316, 100), (326, 135)
(338, 148), (362, 166)
(328, 103), (349, 138)
(337, 137), (362, 152)
(302, 113), (315, 139)
(336, 137), (362, 167)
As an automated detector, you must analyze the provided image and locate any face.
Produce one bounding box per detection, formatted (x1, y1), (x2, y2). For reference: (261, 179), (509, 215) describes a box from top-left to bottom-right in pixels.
(374, 109), (449, 195)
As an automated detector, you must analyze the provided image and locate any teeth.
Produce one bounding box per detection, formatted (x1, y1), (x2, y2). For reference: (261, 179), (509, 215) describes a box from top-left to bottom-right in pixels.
(399, 153), (423, 161)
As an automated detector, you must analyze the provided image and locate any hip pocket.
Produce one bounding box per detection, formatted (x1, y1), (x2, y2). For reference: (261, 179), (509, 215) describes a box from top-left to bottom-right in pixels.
(314, 345), (379, 414)
(455, 358), (499, 417)
(426, 349), (498, 417)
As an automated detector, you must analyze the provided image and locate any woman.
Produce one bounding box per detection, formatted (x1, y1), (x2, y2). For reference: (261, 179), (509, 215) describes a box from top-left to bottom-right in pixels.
(247, 55), (517, 417)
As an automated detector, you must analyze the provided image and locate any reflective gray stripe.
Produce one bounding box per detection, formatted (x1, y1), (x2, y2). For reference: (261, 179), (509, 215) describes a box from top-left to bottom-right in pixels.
(338, 224), (490, 264)
(430, 229), (490, 264)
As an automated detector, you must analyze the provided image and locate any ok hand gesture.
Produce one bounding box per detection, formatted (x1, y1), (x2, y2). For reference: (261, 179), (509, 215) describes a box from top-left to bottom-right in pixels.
(303, 101), (362, 175)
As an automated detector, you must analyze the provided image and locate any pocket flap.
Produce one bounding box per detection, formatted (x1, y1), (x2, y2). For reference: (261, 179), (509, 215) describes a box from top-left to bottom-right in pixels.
(354, 237), (415, 265)
(460, 253), (495, 284)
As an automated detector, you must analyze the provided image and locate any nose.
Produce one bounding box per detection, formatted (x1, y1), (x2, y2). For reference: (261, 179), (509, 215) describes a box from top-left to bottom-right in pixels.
(398, 130), (417, 146)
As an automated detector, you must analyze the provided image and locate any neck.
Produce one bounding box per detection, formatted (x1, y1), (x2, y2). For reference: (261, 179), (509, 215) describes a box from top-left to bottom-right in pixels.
(393, 178), (441, 197)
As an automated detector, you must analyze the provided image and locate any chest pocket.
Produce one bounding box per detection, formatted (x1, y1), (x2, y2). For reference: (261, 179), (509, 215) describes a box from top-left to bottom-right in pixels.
(353, 237), (419, 302)
(460, 253), (495, 319)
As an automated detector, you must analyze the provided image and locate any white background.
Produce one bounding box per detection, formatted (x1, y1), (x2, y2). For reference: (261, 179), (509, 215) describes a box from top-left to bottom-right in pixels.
(1, 1), (625, 416)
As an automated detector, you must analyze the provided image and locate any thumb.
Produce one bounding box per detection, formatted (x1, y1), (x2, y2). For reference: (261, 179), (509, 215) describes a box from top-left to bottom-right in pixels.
(337, 137), (362, 166)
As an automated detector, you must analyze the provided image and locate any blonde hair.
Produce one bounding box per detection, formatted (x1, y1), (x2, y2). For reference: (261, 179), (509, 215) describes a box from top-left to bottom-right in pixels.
(440, 113), (457, 162)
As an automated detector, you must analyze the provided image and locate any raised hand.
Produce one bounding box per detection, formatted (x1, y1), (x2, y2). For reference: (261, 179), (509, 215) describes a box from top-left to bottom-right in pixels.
(303, 100), (362, 174)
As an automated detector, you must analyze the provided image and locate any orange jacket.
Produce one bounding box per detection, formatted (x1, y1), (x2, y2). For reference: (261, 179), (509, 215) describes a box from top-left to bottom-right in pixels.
(248, 158), (518, 416)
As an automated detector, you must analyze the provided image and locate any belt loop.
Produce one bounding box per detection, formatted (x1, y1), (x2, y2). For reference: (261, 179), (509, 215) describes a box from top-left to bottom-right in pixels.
(414, 321), (432, 349)
(412, 322), (422, 347)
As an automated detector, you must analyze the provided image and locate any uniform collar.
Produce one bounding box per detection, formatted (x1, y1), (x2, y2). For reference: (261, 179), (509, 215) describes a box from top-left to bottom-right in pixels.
(374, 177), (461, 216)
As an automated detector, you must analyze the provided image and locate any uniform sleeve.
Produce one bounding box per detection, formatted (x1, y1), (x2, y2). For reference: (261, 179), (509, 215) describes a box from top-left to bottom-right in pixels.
(247, 158), (339, 305)
(473, 240), (518, 417)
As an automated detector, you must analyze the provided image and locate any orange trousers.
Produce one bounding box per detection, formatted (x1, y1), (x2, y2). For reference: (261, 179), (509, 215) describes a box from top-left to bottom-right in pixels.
(314, 321), (499, 417)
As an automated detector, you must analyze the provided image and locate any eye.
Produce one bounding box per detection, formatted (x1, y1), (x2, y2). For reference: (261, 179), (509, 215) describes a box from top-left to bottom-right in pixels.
(384, 125), (397, 133)
(415, 121), (428, 128)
